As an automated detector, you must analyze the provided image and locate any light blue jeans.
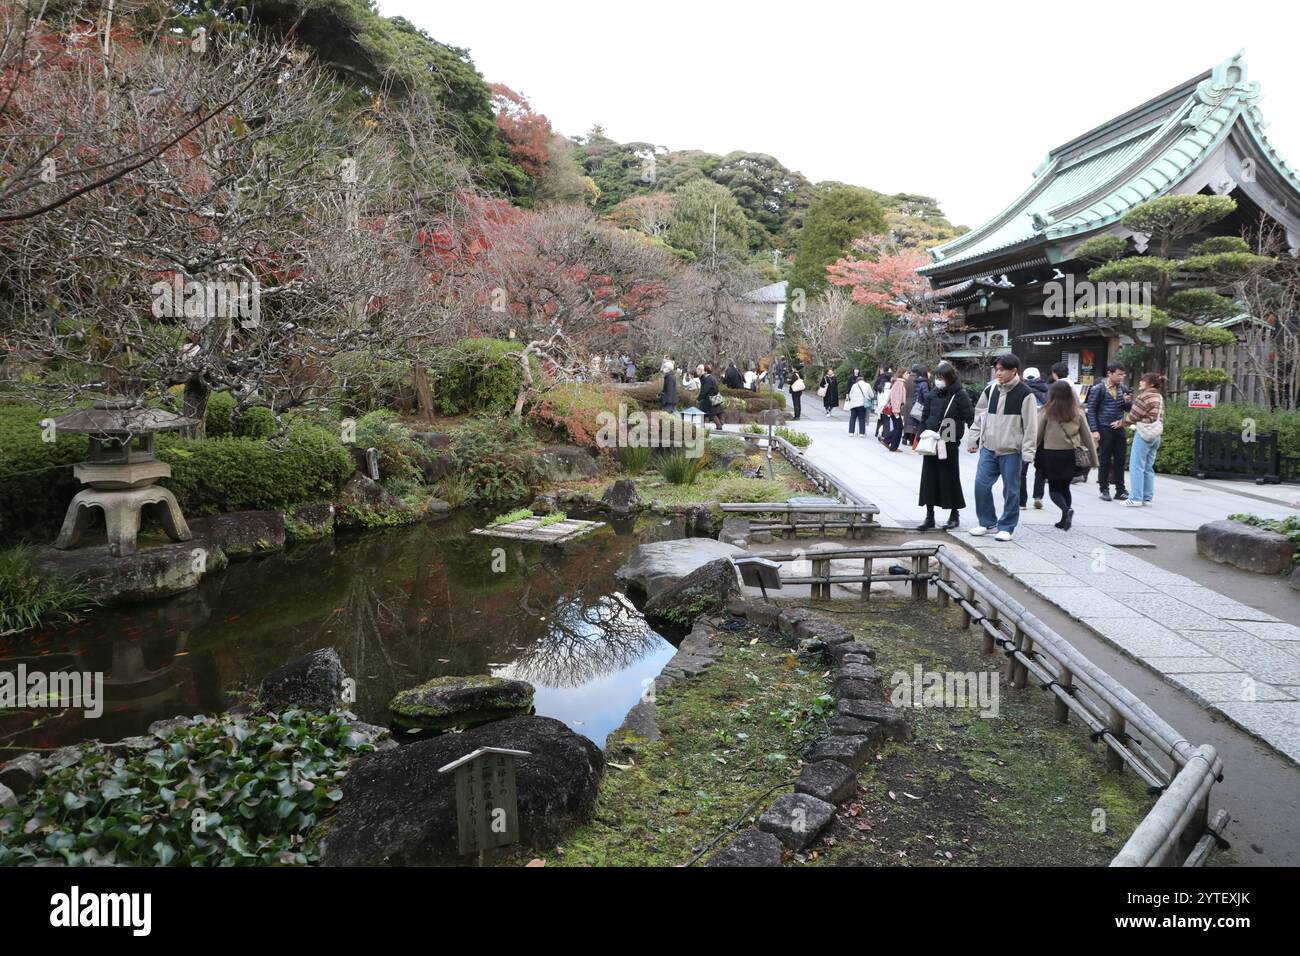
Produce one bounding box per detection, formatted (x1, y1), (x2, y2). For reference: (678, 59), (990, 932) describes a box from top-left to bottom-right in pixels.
(1129, 433), (1160, 503)
(974, 448), (1023, 532)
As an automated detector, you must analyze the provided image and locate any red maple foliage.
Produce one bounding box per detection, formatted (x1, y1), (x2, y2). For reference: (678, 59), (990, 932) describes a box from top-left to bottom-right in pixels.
(490, 83), (551, 181)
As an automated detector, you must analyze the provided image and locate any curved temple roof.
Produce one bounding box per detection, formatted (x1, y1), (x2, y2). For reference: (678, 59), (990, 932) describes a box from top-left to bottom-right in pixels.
(921, 52), (1300, 278)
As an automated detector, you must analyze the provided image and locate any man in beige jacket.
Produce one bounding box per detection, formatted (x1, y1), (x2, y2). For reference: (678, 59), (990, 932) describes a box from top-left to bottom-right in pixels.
(966, 353), (1039, 541)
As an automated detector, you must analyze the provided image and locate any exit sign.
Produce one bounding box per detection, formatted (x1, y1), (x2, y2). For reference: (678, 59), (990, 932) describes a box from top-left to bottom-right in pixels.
(1187, 391), (1218, 409)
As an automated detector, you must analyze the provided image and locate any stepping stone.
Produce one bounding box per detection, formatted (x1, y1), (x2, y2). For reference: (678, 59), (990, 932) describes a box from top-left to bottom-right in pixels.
(834, 677), (880, 701)
(807, 734), (873, 770)
(831, 716), (886, 741)
(827, 643), (875, 664)
(796, 760), (858, 805)
(705, 828), (784, 867)
(837, 663), (879, 682)
(837, 699), (910, 740)
(0, 753), (43, 797)
(758, 793), (836, 850)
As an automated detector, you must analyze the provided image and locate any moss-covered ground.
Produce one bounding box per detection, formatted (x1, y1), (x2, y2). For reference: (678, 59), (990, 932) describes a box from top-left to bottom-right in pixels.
(520, 597), (1153, 867)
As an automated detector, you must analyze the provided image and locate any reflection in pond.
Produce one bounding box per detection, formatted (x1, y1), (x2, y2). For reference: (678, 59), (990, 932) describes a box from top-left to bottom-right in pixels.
(0, 512), (680, 756)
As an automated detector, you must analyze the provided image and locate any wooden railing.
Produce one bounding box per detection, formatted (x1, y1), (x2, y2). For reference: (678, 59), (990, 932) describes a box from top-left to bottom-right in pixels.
(743, 542), (1227, 867)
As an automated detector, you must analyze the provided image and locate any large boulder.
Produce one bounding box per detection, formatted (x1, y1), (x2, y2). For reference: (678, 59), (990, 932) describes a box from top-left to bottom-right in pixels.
(643, 557), (740, 628)
(389, 675), (534, 732)
(287, 503), (335, 541)
(1291, 565), (1300, 592)
(35, 539), (228, 605)
(412, 433), (457, 485)
(258, 648), (347, 712)
(335, 474), (413, 530)
(192, 510), (286, 561)
(616, 538), (745, 598)
(600, 479), (643, 514)
(1196, 519), (1295, 575)
(318, 716), (603, 866)
(536, 445), (599, 482)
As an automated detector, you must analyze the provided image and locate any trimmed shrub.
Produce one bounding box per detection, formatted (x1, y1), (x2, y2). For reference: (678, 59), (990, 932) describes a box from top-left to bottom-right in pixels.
(426, 339), (539, 416)
(204, 392), (278, 439)
(710, 477), (791, 503)
(719, 386), (786, 411)
(0, 403), (86, 545)
(1155, 402), (1300, 476)
(158, 421), (354, 517)
(525, 382), (622, 447)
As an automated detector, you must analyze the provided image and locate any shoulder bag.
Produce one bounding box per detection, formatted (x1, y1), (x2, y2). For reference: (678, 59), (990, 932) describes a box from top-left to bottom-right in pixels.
(915, 394), (955, 456)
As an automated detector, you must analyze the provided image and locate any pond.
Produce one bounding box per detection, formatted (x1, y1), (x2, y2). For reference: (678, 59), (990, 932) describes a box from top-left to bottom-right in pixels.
(0, 512), (690, 759)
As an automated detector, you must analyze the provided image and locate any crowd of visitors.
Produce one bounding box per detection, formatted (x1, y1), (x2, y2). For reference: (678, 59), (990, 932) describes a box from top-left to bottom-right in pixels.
(613, 349), (1167, 541)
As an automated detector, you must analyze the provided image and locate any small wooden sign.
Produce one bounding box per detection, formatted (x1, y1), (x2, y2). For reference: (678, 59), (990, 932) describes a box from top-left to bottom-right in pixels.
(438, 747), (531, 858)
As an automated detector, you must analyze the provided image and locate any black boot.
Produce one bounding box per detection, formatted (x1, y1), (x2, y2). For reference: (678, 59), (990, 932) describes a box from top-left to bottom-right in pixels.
(943, 510), (961, 530)
(1057, 508), (1074, 531)
(915, 508), (936, 532)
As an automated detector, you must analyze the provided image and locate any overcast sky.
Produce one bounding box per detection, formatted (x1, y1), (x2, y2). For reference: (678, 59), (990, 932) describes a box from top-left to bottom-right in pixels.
(377, 0), (1300, 232)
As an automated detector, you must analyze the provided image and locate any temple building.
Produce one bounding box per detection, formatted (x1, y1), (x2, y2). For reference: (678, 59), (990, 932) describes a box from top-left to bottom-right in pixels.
(920, 52), (1300, 392)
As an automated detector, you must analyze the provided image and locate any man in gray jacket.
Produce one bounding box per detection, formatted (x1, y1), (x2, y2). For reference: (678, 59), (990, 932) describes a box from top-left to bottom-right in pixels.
(966, 353), (1038, 541)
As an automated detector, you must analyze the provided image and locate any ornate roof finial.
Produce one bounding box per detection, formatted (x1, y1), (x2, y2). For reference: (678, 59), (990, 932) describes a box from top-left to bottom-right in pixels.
(1195, 50), (1260, 108)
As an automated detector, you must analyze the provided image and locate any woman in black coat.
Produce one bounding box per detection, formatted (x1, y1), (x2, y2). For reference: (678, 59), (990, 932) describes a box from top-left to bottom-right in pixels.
(820, 369), (839, 416)
(916, 361), (975, 530)
(696, 364), (724, 430)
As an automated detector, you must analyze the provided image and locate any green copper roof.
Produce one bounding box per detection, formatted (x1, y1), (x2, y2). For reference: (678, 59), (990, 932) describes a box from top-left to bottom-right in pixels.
(922, 52), (1300, 278)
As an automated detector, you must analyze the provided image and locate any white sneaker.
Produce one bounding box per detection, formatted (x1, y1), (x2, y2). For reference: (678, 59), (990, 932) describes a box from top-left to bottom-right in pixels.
(1124, 500), (1143, 508)
(995, 530), (1014, 542)
(968, 526), (995, 536)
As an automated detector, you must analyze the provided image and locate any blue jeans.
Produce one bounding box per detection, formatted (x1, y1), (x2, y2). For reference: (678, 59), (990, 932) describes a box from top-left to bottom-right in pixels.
(974, 448), (1023, 532)
(848, 407), (866, 434)
(1129, 433), (1160, 502)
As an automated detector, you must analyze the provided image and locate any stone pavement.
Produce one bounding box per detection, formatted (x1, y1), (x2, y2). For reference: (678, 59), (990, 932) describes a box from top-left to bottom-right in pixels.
(723, 409), (1300, 764)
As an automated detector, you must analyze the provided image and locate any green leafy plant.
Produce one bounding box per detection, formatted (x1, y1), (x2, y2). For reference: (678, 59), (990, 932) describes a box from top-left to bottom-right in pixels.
(775, 427), (811, 448)
(488, 508), (534, 526)
(0, 710), (374, 866)
(431, 473), (475, 508)
(0, 545), (95, 635)
(536, 511), (568, 528)
(710, 477), (790, 503)
(451, 416), (539, 505)
(657, 449), (711, 485)
(619, 444), (652, 475)
(355, 410), (424, 484)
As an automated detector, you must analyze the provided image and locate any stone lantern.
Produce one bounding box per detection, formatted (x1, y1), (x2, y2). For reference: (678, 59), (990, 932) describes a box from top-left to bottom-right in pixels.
(52, 400), (198, 557)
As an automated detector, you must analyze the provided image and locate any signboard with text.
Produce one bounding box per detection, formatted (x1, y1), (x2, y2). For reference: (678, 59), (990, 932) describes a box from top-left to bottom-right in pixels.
(1187, 391), (1218, 409)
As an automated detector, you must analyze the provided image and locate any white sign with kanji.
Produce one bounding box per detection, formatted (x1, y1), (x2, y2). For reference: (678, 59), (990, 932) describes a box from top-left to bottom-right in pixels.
(1187, 391), (1218, 409)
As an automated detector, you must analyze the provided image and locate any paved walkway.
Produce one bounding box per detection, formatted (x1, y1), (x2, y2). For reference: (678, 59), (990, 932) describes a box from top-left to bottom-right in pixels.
(727, 410), (1300, 764)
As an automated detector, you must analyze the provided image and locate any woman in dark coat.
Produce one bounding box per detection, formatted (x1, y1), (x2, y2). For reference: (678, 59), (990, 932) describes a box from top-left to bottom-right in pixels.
(659, 359), (678, 411)
(788, 368), (805, 419)
(696, 364), (724, 430)
(820, 368), (839, 416)
(916, 361), (974, 530)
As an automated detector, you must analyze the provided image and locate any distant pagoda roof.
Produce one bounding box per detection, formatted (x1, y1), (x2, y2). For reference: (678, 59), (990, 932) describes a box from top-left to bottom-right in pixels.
(922, 52), (1300, 280)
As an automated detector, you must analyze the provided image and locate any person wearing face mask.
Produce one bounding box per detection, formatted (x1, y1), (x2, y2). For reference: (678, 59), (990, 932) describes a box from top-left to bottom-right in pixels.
(915, 361), (974, 530)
